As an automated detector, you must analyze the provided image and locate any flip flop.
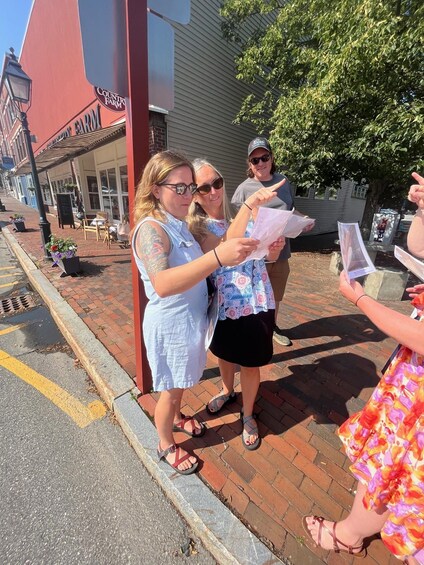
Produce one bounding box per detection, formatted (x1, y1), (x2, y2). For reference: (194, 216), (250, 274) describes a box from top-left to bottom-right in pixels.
(302, 516), (366, 558)
(241, 415), (261, 451)
(172, 414), (206, 437)
(157, 443), (198, 475)
(206, 390), (236, 415)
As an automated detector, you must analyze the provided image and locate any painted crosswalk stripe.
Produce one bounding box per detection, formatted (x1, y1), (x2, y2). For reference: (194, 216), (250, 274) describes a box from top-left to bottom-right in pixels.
(0, 273), (20, 279)
(0, 281), (16, 289)
(0, 349), (107, 428)
(0, 267), (16, 271)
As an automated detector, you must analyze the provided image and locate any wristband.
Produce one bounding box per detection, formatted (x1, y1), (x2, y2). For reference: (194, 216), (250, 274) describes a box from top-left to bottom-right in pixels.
(355, 294), (367, 306)
(243, 202), (253, 211)
(213, 248), (223, 268)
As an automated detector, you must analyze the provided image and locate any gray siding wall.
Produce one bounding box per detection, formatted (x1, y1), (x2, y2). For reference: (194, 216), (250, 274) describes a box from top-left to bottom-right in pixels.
(167, 2), (366, 234)
(167, 0), (259, 196)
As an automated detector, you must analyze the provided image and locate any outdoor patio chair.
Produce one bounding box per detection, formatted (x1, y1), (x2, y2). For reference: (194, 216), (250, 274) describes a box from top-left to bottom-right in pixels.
(82, 218), (100, 241)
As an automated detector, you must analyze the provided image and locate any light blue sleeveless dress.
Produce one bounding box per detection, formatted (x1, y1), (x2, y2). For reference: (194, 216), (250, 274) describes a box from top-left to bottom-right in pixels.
(132, 212), (208, 391)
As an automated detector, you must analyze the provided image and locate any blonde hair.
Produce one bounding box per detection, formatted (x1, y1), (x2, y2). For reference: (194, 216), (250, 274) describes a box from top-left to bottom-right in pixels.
(188, 158), (235, 242)
(132, 150), (195, 226)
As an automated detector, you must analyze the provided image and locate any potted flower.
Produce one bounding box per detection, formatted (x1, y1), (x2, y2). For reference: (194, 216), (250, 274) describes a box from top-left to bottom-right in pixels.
(45, 234), (81, 277)
(9, 214), (26, 232)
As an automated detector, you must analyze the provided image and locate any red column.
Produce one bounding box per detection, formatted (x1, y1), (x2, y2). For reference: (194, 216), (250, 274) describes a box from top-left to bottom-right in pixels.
(125, 0), (152, 393)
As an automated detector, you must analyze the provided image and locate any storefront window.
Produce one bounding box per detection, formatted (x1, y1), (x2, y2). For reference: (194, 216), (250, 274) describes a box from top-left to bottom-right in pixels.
(42, 185), (52, 206)
(87, 175), (100, 209)
(100, 168), (120, 220)
(120, 165), (129, 217)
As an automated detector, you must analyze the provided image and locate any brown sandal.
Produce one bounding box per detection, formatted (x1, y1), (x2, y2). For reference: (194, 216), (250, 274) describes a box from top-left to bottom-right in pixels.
(172, 414), (206, 437)
(302, 516), (366, 558)
(157, 443), (198, 475)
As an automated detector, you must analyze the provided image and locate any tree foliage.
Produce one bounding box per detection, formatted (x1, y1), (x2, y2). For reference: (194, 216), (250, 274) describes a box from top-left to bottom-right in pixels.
(220, 0), (424, 224)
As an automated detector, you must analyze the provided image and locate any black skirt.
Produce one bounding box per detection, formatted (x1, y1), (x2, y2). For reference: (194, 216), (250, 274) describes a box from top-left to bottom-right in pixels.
(210, 309), (275, 367)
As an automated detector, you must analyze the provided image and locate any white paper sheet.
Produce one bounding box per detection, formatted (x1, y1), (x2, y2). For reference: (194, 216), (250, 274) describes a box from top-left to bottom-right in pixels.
(394, 246), (424, 282)
(245, 208), (293, 260)
(283, 214), (315, 238)
(338, 222), (376, 280)
(205, 289), (219, 350)
(242, 208), (316, 262)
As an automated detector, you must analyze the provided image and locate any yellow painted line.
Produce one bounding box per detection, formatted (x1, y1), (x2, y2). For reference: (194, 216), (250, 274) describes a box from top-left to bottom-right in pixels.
(0, 349), (107, 428)
(0, 281), (16, 289)
(0, 273), (20, 279)
(0, 267), (15, 271)
(0, 323), (27, 336)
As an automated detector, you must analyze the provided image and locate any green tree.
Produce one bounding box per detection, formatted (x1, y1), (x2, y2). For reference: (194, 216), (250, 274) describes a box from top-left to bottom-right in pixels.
(221, 0), (424, 230)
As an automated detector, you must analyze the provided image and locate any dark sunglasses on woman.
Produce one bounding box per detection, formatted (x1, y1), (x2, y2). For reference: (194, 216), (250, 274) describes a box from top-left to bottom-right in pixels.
(195, 176), (224, 195)
(249, 153), (271, 165)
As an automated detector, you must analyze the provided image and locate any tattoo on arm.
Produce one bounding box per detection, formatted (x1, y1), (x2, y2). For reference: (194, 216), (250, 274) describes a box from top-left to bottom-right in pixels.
(137, 223), (169, 280)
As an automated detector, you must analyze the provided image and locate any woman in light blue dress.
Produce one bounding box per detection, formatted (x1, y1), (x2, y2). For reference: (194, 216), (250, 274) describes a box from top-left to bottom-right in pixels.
(132, 151), (258, 474)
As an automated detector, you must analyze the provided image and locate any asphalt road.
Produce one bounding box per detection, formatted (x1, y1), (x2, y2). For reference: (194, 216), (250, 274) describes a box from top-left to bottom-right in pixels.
(0, 232), (216, 565)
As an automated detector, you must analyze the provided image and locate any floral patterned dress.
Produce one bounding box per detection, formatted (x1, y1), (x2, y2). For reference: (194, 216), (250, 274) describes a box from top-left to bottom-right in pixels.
(338, 311), (424, 559)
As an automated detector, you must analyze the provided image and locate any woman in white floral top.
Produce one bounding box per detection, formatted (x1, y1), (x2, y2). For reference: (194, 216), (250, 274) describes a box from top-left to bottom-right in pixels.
(188, 158), (285, 450)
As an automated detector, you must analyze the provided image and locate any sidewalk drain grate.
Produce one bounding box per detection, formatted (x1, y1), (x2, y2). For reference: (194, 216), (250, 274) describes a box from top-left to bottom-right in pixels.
(0, 294), (36, 315)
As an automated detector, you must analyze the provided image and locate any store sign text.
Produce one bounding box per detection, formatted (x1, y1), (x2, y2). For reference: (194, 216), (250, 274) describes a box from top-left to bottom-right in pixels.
(94, 87), (126, 112)
(47, 105), (102, 148)
(74, 104), (102, 135)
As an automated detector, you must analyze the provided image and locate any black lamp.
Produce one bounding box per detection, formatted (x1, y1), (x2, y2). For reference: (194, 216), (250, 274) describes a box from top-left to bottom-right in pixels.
(3, 49), (51, 257)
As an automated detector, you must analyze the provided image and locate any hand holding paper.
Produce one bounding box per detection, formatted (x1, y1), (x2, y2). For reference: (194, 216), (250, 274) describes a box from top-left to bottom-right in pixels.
(337, 222), (376, 280)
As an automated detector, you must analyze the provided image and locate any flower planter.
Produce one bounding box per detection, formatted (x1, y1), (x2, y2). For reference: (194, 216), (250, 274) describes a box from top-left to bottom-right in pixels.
(13, 221), (26, 232)
(56, 256), (82, 277)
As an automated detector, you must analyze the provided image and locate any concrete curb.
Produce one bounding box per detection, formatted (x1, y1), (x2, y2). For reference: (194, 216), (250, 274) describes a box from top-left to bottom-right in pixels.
(3, 227), (283, 565)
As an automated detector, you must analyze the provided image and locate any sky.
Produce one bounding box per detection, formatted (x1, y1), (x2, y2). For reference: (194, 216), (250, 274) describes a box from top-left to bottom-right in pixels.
(0, 0), (33, 58)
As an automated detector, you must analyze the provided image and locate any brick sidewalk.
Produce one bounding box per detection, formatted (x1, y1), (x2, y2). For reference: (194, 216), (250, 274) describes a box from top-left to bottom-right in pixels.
(1, 195), (412, 565)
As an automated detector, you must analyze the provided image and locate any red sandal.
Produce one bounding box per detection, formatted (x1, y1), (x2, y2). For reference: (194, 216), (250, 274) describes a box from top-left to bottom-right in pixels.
(157, 443), (198, 475)
(172, 414), (206, 437)
(302, 516), (366, 558)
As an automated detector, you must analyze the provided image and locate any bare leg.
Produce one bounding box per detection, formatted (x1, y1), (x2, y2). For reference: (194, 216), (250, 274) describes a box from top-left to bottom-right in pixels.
(304, 481), (389, 552)
(218, 358), (236, 394)
(274, 301), (280, 324)
(155, 388), (196, 472)
(207, 359), (236, 413)
(239, 366), (260, 445)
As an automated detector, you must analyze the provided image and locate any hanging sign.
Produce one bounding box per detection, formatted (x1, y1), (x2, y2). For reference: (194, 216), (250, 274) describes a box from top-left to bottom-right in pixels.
(1, 156), (15, 170)
(94, 87), (126, 112)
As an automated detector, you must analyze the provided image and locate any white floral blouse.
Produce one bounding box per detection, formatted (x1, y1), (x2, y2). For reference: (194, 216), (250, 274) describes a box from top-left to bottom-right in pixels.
(206, 218), (275, 321)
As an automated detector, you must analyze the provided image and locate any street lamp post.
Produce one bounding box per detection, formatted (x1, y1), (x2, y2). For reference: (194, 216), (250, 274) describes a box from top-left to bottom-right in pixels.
(3, 50), (51, 257)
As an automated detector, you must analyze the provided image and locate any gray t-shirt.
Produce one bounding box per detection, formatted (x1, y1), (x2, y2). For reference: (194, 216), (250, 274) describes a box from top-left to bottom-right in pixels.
(231, 173), (293, 260)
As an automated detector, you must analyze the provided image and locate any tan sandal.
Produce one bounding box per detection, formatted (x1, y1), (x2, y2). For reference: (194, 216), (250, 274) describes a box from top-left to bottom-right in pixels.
(241, 415), (261, 450)
(302, 516), (366, 558)
(206, 390), (236, 415)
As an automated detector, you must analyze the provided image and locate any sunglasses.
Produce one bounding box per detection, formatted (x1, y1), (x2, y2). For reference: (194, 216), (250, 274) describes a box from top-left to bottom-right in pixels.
(158, 182), (198, 196)
(195, 176), (224, 195)
(249, 153), (271, 165)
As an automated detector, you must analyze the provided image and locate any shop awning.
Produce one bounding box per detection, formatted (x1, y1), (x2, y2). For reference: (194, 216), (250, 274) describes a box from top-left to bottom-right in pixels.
(15, 122), (126, 175)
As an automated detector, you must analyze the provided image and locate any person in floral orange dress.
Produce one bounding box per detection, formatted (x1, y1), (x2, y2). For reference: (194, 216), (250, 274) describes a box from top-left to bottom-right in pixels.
(303, 172), (424, 564)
